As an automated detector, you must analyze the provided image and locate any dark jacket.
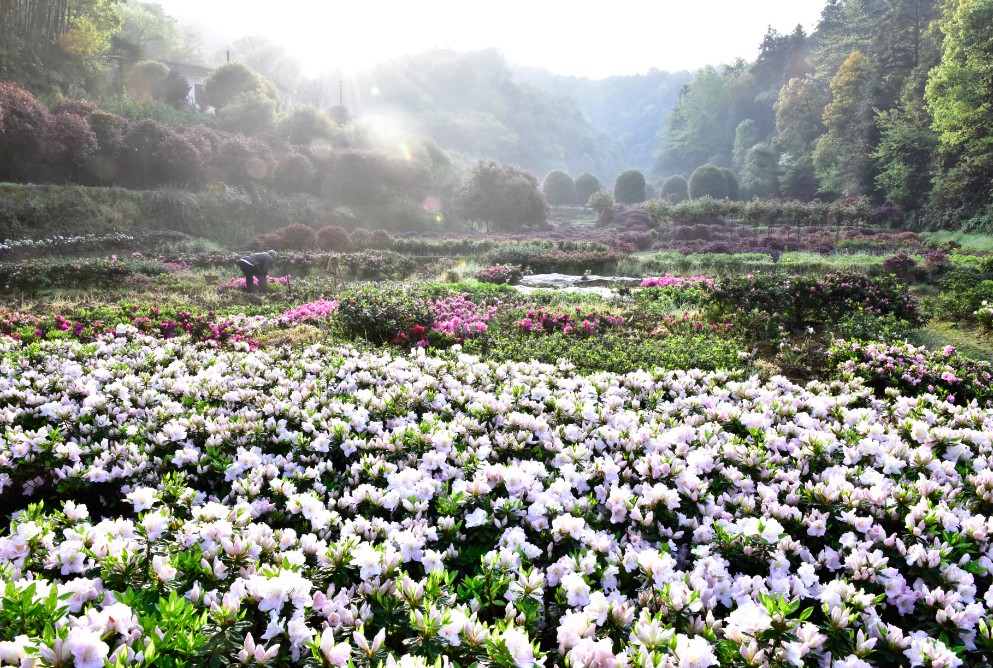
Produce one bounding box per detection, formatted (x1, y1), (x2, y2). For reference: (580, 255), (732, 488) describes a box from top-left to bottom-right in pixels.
(241, 251), (275, 274)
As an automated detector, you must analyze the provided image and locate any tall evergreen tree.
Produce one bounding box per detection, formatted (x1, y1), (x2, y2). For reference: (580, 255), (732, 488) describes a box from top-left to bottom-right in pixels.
(926, 0), (993, 225)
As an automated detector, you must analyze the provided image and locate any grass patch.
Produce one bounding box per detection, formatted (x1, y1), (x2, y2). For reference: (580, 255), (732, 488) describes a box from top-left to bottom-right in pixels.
(908, 321), (993, 362)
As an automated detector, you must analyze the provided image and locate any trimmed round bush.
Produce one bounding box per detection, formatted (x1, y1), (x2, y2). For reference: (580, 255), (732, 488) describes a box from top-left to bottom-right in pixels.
(370, 229), (393, 250)
(542, 170), (577, 206)
(613, 169), (647, 205)
(720, 168), (740, 200)
(350, 228), (372, 249)
(659, 175), (689, 203)
(689, 164), (730, 199)
(317, 225), (351, 251)
(575, 172), (604, 206)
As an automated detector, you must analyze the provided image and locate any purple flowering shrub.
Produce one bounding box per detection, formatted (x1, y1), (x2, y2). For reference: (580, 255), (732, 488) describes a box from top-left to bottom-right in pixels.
(0, 303), (259, 349)
(640, 275), (713, 289)
(829, 339), (993, 405)
(427, 293), (506, 342)
(279, 299), (338, 325)
(474, 264), (523, 285)
(514, 306), (624, 337)
(217, 275), (292, 294)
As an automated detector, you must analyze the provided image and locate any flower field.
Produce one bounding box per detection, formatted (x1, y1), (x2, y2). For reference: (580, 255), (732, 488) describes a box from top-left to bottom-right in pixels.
(1, 324), (993, 667)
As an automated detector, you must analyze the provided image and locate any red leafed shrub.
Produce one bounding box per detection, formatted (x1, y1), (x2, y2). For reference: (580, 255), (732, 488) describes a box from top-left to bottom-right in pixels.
(370, 229), (393, 250)
(249, 224), (318, 251)
(350, 228), (372, 249)
(0, 82), (50, 181)
(49, 98), (98, 117)
(317, 225), (351, 251)
(274, 150), (317, 193)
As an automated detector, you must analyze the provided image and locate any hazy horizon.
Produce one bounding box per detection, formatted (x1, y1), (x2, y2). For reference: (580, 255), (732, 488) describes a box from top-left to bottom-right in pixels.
(153, 0), (826, 79)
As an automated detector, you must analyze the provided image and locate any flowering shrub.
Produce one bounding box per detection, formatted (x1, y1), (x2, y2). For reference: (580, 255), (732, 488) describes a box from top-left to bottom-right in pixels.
(639, 274), (713, 288)
(0, 257), (172, 292)
(0, 303), (261, 348)
(426, 293), (506, 341)
(280, 299), (338, 325)
(2, 337), (993, 665)
(0, 233), (136, 259)
(828, 339), (993, 405)
(707, 272), (925, 336)
(335, 286), (432, 345)
(514, 306), (623, 337)
(474, 265), (522, 285)
(217, 275), (292, 294)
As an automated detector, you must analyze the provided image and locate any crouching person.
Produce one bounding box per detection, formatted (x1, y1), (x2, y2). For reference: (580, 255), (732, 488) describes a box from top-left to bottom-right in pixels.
(237, 250), (276, 293)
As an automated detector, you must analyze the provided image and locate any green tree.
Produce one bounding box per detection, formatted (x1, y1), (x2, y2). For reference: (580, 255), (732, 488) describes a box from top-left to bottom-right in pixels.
(613, 169), (647, 204)
(772, 77), (824, 200)
(0, 0), (124, 91)
(654, 66), (733, 175)
(574, 172), (603, 206)
(926, 0), (993, 224)
(732, 119), (761, 170)
(720, 168), (740, 200)
(659, 175), (689, 203)
(126, 59), (169, 98)
(587, 190), (617, 225)
(115, 1), (201, 64)
(813, 50), (875, 196)
(203, 61), (277, 110)
(873, 107), (939, 209)
(217, 90), (278, 136)
(229, 35), (302, 92)
(277, 106), (339, 146)
(689, 164), (730, 199)
(454, 160), (548, 232)
(739, 143), (779, 199)
(542, 170), (577, 206)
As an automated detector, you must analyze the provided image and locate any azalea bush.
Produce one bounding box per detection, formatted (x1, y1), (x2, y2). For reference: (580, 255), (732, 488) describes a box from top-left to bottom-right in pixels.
(0, 302), (261, 348)
(513, 306), (624, 337)
(473, 265), (522, 285)
(1, 333), (993, 665)
(0, 257), (173, 293)
(335, 286), (432, 345)
(707, 273), (925, 337)
(828, 339), (993, 406)
(426, 293), (506, 343)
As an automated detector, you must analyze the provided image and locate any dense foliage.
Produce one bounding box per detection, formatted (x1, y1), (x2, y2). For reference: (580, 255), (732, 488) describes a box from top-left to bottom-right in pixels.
(653, 0), (993, 230)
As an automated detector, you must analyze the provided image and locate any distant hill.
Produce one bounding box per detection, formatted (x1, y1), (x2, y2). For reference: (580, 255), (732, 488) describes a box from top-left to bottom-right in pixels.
(344, 49), (640, 184)
(514, 66), (693, 179)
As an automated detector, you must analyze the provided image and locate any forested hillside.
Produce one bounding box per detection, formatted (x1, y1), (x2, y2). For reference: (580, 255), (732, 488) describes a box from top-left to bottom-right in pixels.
(345, 49), (630, 181)
(514, 67), (692, 177)
(654, 0), (993, 230)
(3, 0), (993, 233)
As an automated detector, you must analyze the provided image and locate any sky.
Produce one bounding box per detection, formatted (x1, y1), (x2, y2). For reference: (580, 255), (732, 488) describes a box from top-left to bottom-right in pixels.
(155, 0), (827, 79)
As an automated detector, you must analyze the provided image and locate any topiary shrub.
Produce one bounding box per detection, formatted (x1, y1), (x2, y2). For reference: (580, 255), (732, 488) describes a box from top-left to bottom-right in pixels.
(574, 172), (603, 206)
(317, 225), (350, 251)
(275, 223), (318, 250)
(689, 164), (730, 199)
(248, 223), (318, 250)
(543, 170), (577, 206)
(370, 229), (393, 250)
(613, 169), (647, 205)
(659, 175), (689, 203)
(720, 168), (740, 200)
(350, 228), (372, 249)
